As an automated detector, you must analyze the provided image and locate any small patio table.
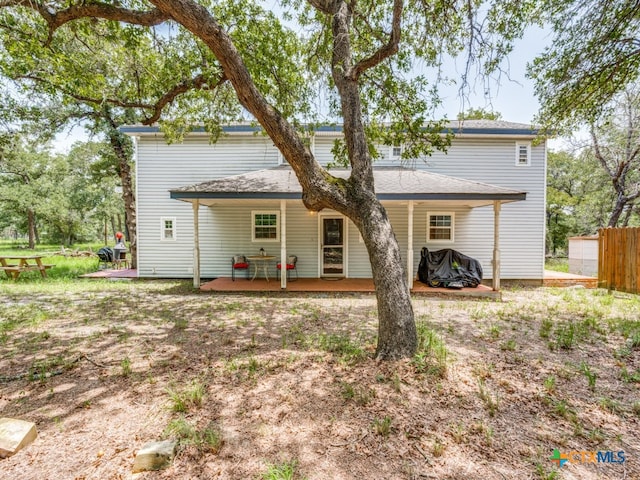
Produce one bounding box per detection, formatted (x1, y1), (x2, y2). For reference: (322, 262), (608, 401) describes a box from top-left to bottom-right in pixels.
(246, 255), (276, 282)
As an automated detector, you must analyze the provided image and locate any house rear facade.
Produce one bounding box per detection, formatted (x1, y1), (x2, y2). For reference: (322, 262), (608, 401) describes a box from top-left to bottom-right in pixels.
(123, 120), (546, 287)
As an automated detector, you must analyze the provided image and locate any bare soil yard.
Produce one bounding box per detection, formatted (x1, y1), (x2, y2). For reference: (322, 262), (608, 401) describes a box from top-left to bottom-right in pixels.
(1, 282), (639, 480)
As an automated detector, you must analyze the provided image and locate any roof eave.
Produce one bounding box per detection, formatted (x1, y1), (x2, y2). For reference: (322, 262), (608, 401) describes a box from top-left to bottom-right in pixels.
(170, 191), (526, 202)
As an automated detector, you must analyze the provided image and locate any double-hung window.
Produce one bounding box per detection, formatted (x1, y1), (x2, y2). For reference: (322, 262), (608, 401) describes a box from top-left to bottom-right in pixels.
(160, 217), (176, 241)
(252, 211), (280, 242)
(390, 143), (403, 159)
(427, 212), (454, 243)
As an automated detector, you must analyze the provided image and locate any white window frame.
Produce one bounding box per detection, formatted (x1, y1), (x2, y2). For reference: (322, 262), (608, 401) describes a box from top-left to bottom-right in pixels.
(277, 149), (286, 165)
(515, 142), (531, 166)
(426, 212), (455, 243)
(160, 217), (177, 241)
(251, 210), (280, 242)
(390, 143), (403, 159)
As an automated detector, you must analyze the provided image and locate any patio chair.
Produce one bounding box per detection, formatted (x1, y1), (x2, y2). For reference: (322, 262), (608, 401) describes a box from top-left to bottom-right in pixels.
(276, 255), (298, 281)
(231, 255), (250, 280)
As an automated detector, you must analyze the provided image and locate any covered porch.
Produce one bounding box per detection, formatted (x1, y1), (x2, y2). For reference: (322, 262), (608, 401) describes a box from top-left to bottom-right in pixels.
(170, 166), (526, 292)
(200, 277), (501, 298)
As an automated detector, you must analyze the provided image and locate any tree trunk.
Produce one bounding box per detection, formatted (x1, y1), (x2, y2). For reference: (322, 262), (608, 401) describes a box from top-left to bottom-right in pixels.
(356, 197), (417, 359)
(27, 208), (35, 249)
(145, 0), (416, 358)
(105, 124), (137, 269)
(621, 203), (635, 226)
(607, 193), (626, 227)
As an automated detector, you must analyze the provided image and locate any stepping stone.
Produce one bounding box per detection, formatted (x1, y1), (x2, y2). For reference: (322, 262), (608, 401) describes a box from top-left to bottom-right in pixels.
(132, 439), (177, 473)
(0, 418), (38, 458)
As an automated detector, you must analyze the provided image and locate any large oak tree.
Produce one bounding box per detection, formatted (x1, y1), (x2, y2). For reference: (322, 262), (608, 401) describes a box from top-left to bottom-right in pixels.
(0, 0), (527, 359)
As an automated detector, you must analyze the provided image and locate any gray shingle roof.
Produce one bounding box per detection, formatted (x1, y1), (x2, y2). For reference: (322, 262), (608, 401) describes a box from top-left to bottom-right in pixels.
(122, 119), (540, 136)
(170, 166), (526, 202)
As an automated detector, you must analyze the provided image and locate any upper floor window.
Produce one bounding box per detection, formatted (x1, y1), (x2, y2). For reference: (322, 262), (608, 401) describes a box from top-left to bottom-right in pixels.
(252, 211), (280, 242)
(515, 142), (531, 166)
(427, 212), (454, 243)
(161, 217), (176, 241)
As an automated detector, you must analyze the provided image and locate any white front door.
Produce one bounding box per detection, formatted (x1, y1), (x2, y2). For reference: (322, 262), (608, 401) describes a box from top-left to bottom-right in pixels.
(320, 216), (346, 277)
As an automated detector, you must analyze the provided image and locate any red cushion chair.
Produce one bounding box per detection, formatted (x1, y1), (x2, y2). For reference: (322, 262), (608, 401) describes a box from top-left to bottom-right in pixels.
(231, 255), (250, 281)
(276, 255), (298, 281)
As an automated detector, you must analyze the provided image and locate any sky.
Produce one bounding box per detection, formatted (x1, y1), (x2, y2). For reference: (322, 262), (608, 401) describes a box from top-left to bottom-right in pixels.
(53, 21), (555, 152)
(435, 26), (553, 125)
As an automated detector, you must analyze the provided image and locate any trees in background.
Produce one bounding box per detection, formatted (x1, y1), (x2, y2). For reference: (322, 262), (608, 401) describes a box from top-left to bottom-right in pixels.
(0, 10), (245, 267)
(0, 136), (121, 246)
(546, 87), (640, 254)
(530, 0), (640, 132)
(588, 87), (640, 227)
(546, 150), (608, 255)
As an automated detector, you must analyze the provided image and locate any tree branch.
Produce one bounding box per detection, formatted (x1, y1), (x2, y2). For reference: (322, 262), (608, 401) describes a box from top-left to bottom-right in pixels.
(307, 0), (339, 15)
(142, 71), (226, 125)
(351, 0), (402, 79)
(17, 74), (155, 110)
(147, 0), (339, 211)
(590, 126), (616, 179)
(0, 1), (169, 35)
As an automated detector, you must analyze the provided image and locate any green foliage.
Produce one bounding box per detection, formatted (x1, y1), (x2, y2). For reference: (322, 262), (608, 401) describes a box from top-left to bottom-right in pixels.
(120, 357), (132, 377)
(477, 378), (499, 417)
(340, 381), (375, 406)
(164, 417), (223, 453)
(0, 137), (122, 245)
(0, 242), (104, 282)
(578, 361), (597, 390)
(457, 108), (502, 120)
(545, 149), (612, 254)
(372, 416), (392, 437)
(261, 460), (305, 480)
(530, 0), (640, 130)
(316, 333), (367, 364)
(413, 322), (449, 377)
(166, 379), (207, 413)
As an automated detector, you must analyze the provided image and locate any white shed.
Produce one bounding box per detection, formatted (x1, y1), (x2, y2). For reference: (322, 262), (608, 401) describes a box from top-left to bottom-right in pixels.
(568, 236), (598, 277)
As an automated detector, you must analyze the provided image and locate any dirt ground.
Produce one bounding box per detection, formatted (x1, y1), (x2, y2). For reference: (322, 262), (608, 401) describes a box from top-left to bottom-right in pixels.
(1, 283), (639, 480)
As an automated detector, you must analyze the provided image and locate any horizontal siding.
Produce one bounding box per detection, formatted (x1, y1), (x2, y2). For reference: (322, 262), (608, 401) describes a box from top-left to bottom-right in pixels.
(137, 134), (545, 280)
(137, 135), (280, 277)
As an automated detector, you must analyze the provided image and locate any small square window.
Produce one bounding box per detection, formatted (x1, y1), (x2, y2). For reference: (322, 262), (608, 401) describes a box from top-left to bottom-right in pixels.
(516, 142), (531, 166)
(391, 144), (403, 158)
(160, 217), (176, 241)
(252, 211), (280, 242)
(427, 212), (454, 243)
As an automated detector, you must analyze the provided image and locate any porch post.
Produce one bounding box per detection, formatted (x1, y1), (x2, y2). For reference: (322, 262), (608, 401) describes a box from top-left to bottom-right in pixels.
(407, 200), (414, 291)
(192, 200), (200, 289)
(280, 199), (287, 289)
(492, 200), (501, 291)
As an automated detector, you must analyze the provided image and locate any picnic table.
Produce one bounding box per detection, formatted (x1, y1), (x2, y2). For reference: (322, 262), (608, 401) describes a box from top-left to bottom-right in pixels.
(0, 255), (55, 280)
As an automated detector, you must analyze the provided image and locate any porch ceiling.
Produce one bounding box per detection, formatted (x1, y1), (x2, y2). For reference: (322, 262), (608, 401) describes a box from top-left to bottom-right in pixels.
(170, 166), (526, 207)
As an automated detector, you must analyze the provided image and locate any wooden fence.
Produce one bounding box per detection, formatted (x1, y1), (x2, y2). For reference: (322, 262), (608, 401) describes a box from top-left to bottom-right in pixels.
(598, 227), (640, 293)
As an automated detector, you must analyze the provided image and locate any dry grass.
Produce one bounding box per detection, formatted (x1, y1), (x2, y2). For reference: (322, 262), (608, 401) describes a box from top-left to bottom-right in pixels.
(1, 282), (639, 480)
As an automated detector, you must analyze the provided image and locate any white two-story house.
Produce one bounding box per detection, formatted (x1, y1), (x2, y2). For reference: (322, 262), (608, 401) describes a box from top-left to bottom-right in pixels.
(122, 120), (546, 290)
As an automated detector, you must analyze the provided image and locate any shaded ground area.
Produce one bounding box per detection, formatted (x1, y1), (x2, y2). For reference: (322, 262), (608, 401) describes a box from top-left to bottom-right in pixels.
(0, 283), (639, 479)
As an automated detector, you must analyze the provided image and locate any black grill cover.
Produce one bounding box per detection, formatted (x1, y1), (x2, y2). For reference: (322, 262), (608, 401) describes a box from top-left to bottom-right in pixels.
(418, 247), (483, 288)
(97, 247), (114, 262)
